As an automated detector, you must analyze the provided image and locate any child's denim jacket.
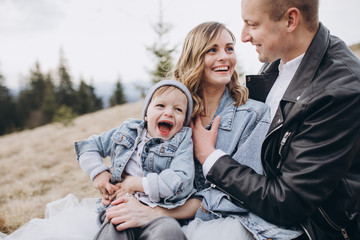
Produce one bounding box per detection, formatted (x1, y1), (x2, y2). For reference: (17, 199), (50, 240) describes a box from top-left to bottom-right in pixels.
(194, 89), (302, 239)
(75, 119), (195, 211)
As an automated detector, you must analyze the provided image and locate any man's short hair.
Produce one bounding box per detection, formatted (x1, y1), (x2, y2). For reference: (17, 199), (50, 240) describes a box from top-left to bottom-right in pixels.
(262, 0), (319, 32)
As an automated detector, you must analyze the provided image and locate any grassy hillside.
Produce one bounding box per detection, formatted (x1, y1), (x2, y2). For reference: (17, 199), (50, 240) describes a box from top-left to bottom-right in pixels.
(350, 43), (360, 59)
(0, 101), (143, 234)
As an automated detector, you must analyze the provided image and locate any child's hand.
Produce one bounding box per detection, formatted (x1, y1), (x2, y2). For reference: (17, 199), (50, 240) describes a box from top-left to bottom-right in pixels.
(108, 187), (128, 201)
(119, 176), (143, 194)
(101, 197), (112, 206)
(109, 176), (144, 201)
(93, 171), (119, 200)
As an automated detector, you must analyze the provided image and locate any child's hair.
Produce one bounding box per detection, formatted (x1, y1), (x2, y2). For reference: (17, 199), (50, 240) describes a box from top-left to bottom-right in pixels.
(152, 86), (186, 101)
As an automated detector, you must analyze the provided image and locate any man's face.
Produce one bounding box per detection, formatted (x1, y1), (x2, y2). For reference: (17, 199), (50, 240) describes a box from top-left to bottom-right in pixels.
(145, 89), (187, 141)
(241, 0), (288, 63)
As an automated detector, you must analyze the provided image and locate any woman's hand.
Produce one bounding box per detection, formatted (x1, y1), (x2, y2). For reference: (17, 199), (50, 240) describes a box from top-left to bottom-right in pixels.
(106, 195), (201, 231)
(191, 115), (220, 164)
(106, 195), (162, 231)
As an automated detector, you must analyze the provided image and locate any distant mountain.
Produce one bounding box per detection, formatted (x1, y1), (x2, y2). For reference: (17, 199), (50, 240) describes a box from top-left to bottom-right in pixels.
(94, 80), (152, 108)
(6, 79), (152, 109)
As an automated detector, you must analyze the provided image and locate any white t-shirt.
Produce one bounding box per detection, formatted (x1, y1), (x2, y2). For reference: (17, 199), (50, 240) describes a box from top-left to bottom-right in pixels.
(265, 54), (304, 120)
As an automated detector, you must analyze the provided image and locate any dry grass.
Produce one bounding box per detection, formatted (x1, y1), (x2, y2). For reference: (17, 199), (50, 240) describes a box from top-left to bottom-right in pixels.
(350, 43), (360, 59)
(0, 101), (143, 234)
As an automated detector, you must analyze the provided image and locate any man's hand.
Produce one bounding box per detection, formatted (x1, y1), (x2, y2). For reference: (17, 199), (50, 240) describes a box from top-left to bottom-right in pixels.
(191, 115), (220, 165)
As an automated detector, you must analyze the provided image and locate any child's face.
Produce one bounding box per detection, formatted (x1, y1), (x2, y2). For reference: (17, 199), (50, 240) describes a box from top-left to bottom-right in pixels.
(145, 88), (187, 140)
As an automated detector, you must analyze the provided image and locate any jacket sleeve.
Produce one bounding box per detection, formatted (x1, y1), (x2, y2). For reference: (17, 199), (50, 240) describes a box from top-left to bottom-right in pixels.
(229, 102), (271, 175)
(146, 127), (195, 203)
(78, 152), (110, 181)
(74, 126), (120, 180)
(206, 86), (360, 226)
(75, 126), (120, 159)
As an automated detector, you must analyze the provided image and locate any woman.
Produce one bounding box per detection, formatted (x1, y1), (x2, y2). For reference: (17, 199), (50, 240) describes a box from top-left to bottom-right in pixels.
(106, 22), (302, 240)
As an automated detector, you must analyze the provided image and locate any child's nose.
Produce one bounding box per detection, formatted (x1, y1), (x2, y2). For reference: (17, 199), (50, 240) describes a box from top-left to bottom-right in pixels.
(164, 108), (174, 116)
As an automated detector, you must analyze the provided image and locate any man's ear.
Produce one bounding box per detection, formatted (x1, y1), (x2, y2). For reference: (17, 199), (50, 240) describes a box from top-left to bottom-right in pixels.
(285, 7), (300, 32)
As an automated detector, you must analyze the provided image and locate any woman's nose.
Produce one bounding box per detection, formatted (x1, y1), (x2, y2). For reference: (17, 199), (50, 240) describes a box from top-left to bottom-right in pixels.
(218, 49), (228, 61)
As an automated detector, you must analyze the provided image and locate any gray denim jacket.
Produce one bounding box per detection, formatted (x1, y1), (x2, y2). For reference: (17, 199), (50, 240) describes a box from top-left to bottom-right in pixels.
(194, 89), (302, 239)
(75, 119), (195, 210)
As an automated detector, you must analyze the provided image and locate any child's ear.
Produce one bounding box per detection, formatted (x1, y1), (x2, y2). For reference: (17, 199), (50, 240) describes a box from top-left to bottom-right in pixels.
(144, 116), (148, 121)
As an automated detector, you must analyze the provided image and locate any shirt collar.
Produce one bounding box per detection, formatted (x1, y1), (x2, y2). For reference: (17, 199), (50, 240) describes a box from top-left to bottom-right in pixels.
(278, 53), (305, 75)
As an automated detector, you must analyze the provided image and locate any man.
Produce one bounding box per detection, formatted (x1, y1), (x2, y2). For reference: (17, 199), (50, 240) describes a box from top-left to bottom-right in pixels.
(192, 0), (360, 239)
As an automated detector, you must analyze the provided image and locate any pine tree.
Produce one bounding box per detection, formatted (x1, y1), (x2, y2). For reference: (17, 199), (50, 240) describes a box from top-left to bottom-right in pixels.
(109, 78), (126, 107)
(147, 0), (176, 84)
(29, 62), (46, 109)
(75, 78), (103, 114)
(16, 62), (48, 128)
(41, 72), (57, 123)
(0, 71), (18, 135)
(55, 49), (77, 109)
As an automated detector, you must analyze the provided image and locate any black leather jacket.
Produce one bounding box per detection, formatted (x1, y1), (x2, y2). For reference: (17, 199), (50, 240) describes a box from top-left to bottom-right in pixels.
(206, 23), (360, 240)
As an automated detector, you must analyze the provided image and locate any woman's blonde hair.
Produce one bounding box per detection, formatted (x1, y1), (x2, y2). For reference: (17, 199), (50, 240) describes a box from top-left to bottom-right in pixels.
(172, 21), (248, 119)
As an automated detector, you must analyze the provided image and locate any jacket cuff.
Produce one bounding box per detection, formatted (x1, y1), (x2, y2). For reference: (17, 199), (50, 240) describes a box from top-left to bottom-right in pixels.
(145, 173), (160, 202)
(90, 165), (111, 181)
(202, 149), (226, 176)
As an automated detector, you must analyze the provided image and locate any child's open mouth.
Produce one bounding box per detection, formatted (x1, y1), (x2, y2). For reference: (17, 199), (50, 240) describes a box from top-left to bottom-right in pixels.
(158, 121), (173, 135)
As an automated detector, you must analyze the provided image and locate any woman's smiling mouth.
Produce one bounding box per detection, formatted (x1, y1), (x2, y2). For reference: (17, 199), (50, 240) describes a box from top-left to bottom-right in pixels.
(212, 66), (230, 72)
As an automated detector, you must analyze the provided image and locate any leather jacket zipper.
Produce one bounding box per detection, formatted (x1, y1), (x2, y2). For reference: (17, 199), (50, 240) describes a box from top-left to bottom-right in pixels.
(262, 123), (283, 176)
(318, 207), (349, 240)
(277, 131), (291, 169)
(209, 183), (244, 205)
(299, 223), (312, 240)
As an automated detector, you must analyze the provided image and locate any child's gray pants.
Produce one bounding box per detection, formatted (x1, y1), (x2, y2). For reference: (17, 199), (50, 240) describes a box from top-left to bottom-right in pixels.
(93, 211), (187, 240)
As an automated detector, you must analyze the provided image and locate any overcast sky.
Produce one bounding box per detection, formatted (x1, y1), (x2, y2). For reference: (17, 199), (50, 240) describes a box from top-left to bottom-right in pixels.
(1, 0), (360, 90)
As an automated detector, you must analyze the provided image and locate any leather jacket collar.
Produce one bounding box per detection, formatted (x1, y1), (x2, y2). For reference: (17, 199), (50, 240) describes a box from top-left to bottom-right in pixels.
(246, 23), (330, 132)
(247, 23), (329, 104)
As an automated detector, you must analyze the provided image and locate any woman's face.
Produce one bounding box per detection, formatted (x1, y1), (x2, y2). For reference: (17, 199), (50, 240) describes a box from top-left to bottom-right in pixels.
(202, 29), (237, 88)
